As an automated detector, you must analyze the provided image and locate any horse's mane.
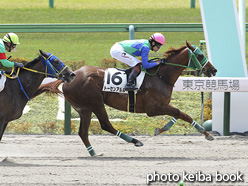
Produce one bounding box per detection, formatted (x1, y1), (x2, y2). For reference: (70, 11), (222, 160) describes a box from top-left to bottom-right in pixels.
(24, 55), (42, 68)
(163, 45), (187, 60)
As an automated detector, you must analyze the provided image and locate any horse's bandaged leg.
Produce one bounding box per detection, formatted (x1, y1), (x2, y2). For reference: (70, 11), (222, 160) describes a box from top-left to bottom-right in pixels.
(86, 144), (96, 156)
(115, 130), (132, 142)
(163, 118), (177, 131)
(191, 120), (205, 133)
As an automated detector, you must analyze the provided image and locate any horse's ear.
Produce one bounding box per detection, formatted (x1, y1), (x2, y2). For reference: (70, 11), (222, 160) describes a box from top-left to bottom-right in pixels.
(39, 50), (49, 58)
(186, 40), (190, 47)
(186, 40), (193, 50)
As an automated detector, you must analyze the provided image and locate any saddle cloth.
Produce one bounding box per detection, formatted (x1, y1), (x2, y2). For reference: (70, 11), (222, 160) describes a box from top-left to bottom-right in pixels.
(103, 68), (145, 94)
(0, 74), (7, 92)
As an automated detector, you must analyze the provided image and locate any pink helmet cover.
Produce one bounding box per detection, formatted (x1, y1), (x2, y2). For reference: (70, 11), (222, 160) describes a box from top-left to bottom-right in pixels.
(150, 33), (165, 45)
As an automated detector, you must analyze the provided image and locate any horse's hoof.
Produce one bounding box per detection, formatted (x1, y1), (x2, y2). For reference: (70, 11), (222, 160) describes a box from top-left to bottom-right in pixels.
(0, 157), (8, 162)
(135, 141), (143, 147)
(90, 152), (104, 157)
(94, 153), (104, 157)
(154, 128), (160, 136)
(205, 135), (214, 141)
(204, 131), (214, 141)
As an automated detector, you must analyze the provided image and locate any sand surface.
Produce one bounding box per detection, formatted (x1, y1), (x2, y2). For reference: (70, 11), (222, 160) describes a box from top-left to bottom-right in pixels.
(0, 134), (248, 186)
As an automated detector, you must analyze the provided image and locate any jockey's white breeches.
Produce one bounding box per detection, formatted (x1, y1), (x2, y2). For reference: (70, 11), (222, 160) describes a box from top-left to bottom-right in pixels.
(110, 43), (141, 67)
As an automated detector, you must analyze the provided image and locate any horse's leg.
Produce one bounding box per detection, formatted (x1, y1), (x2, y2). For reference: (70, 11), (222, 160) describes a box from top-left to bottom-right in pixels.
(0, 123), (8, 141)
(0, 127), (3, 142)
(77, 109), (98, 156)
(0, 117), (8, 141)
(154, 117), (178, 136)
(150, 104), (214, 141)
(93, 105), (143, 147)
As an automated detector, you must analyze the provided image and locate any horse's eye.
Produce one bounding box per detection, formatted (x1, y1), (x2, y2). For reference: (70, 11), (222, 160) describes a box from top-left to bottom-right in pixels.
(198, 54), (204, 61)
(53, 59), (60, 66)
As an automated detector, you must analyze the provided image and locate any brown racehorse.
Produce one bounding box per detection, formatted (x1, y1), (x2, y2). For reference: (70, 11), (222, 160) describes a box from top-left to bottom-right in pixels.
(33, 41), (217, 156)
(0, 50), (75, 141)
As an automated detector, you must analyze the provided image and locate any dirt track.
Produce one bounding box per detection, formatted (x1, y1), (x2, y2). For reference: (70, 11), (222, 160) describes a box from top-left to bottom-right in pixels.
(0, 134), (248, 186)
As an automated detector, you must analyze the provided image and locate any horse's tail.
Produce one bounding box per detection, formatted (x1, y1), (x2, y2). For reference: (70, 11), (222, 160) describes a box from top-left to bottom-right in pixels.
(31, 80), (64, 99)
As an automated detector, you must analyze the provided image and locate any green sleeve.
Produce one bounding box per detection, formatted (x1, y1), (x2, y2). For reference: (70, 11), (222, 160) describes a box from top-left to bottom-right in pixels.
(0, 59), (15, 68)
(0, 43), (15, 68)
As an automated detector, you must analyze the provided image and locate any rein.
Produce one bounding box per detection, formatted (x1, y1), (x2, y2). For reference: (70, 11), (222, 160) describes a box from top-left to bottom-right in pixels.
(4, 54), (67, 79)
(141, 46), (209, 76)
(141, 61), (162, 76)
(4, 67), (57, 79)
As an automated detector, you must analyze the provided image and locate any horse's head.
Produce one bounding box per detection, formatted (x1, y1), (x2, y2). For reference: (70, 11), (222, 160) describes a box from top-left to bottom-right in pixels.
(186, 41), (217, 77)
(39, 50), (76, 83)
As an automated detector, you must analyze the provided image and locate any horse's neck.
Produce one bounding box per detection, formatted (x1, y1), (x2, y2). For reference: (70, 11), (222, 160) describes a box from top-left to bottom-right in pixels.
(159, 49), (189, 86)
(19, 59), (46, 97)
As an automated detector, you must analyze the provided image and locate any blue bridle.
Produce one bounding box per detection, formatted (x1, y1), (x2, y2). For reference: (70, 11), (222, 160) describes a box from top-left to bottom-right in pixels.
(41, 52), (67, 78)
(17, 53), (68, 101)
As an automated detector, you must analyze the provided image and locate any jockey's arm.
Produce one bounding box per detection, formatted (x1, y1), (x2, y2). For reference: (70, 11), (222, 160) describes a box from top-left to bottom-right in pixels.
(141, 47), (159, 69)
(0, 59), (15, 68)
(0, 47), (15, 68)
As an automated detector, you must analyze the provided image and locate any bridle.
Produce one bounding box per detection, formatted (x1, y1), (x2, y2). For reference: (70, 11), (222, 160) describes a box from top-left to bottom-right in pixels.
(3, 53), (68, 101)
(4, 54), (67, 80)
(141, 45), (209, 76)
(140, 45), (210, 86)
(41, 53), (68, 79)
(187, 45), (209, 75)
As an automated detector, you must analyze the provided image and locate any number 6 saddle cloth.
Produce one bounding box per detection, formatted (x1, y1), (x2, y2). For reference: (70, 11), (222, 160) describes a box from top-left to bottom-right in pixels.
(103, 68), (145, 94)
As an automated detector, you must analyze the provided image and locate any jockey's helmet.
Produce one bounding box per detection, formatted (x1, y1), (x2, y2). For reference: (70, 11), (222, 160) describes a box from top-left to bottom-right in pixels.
(149, 33), (165, 46)
(3, 33), (20, 45)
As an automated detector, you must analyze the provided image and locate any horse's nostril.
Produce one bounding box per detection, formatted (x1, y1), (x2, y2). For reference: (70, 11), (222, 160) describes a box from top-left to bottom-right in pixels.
(71, 72), (76, 77)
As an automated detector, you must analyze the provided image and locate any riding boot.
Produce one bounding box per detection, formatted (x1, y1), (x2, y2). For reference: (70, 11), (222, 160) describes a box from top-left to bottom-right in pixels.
(125, 69), (139, 91)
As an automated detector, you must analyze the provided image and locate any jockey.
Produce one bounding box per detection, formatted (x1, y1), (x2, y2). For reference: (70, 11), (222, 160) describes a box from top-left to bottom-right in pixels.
(110, 33), (165, 91)
(0, 33), (24, 71)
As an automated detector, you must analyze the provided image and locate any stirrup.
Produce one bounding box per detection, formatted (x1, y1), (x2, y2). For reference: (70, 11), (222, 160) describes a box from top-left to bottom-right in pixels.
(125, 84), (138, 91)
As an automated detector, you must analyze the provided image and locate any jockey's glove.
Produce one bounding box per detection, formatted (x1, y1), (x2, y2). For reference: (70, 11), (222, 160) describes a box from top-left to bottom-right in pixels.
(160, 58), (166, 64)
(14, 63), (24, 68)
